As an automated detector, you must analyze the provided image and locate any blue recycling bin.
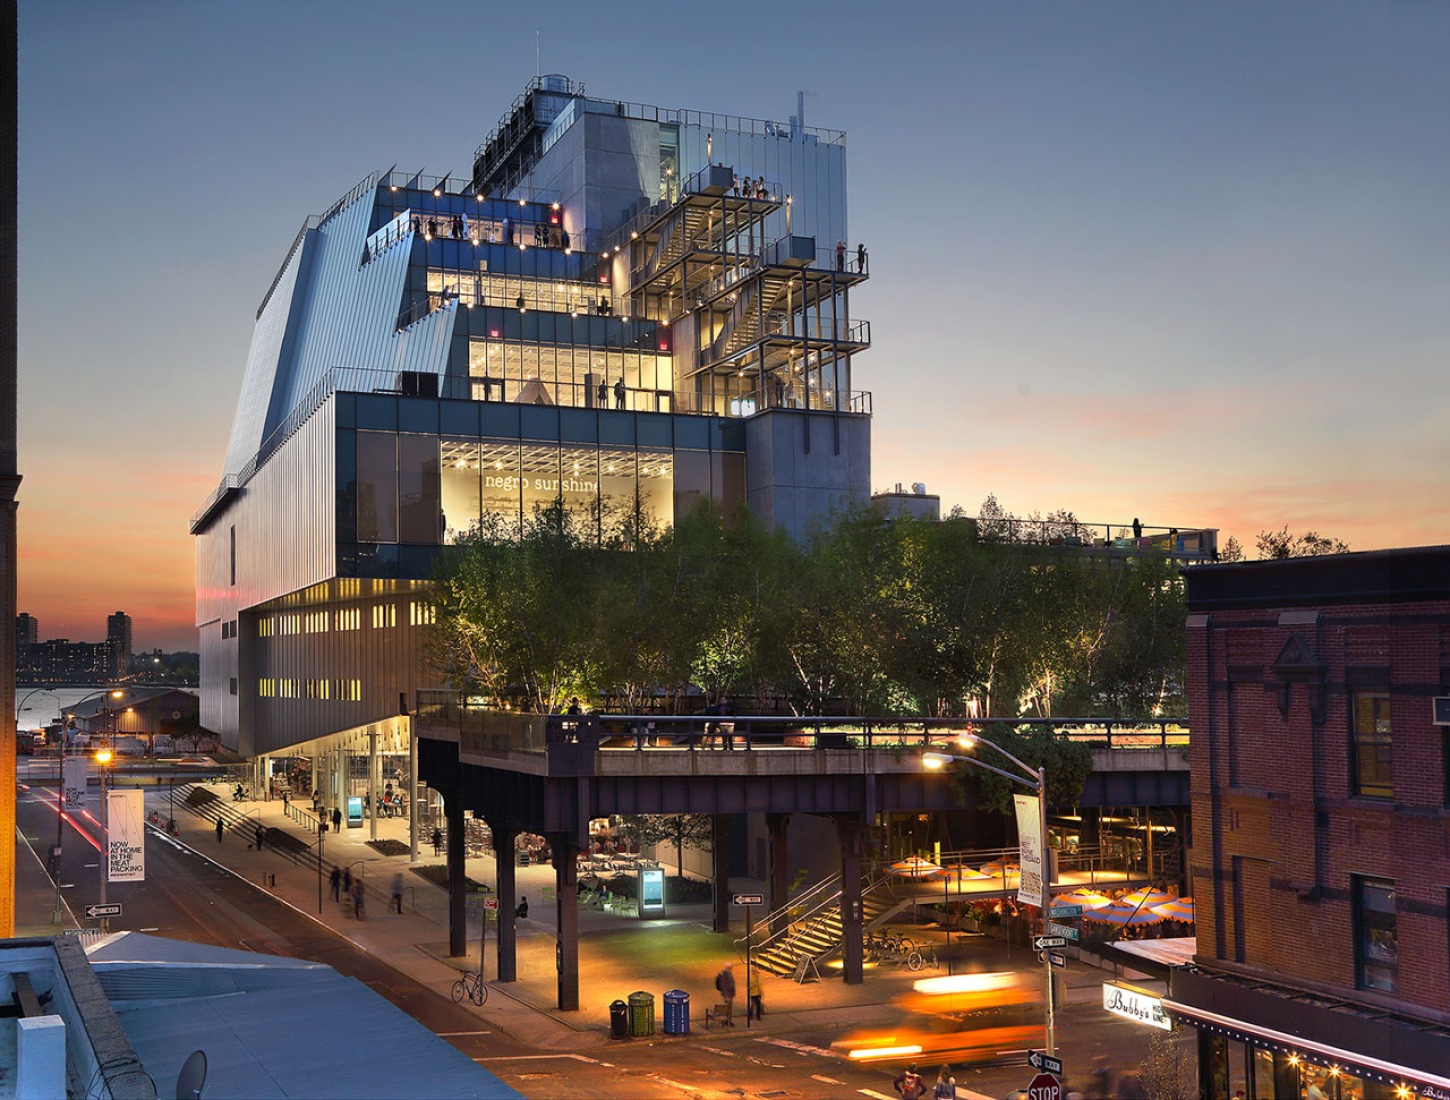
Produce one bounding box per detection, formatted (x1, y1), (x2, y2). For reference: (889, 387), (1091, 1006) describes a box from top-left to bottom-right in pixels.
(662, 989), (690, 1035)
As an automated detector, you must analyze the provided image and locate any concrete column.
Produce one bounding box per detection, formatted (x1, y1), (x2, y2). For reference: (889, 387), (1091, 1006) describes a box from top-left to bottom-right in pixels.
(408, 719), (419, 864)
(712, 814), (732, 933)
(368, 730), (378, 842)
(447, 792), (467, 957)
(552, 834), (579, 1010)
(837, 814), (866, 985)
(767, 812), (791, 936)
(491, 821), (519, 982)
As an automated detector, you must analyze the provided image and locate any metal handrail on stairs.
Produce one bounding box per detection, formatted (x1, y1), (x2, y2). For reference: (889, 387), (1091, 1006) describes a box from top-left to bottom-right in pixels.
(738, 868), (899, 970)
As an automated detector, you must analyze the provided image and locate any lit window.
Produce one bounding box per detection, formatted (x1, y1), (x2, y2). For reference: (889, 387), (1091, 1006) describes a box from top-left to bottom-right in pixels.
(1351, 693), (1392, 798)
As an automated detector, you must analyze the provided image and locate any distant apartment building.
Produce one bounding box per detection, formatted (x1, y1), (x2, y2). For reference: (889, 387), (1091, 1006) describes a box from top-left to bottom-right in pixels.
(193, 76), (871, 759)
(106, 610), (132, 673)
(15, 611), (37, 647)
(1171, 546), (1450, 1097)
(16, 639), (113, 685)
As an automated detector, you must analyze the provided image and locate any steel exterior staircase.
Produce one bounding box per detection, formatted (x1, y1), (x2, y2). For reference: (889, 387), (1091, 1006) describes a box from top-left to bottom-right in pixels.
(743, 871), (916, 977)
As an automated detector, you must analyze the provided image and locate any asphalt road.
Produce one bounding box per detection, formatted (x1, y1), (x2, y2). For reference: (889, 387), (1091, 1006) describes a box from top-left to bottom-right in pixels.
(15, 777), (1177, 1098)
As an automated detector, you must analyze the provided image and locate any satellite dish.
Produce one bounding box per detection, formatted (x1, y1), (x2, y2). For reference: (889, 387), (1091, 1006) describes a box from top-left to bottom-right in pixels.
(175, 1049), (207, 1100)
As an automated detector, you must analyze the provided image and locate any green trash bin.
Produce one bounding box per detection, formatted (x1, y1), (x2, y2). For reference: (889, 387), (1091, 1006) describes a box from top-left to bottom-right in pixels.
(627, 990), (655, 1037)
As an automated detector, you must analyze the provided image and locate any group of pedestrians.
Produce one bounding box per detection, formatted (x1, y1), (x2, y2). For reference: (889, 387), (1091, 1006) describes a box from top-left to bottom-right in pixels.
(891, 1063), (955, 1100)
(733, 176), (769, 199)
(327, 865), (369, 918)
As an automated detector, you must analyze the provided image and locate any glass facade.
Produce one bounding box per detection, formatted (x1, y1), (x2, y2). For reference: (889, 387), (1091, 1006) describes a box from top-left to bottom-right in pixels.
(1202, 1035), (1409, 1099)
(340, 398), (745, 573)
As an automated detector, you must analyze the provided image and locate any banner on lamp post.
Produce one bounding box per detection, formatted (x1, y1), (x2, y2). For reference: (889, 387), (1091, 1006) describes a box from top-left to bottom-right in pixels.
(107, 789), (145, 882)
(62, 757), (89, 811)
(1013, 792), (1044, 908)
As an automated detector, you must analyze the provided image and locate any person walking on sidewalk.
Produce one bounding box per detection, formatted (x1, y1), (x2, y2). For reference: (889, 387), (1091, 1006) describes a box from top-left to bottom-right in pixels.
(747, 967), (763, 1020)
(391, 873), (404, 914)
(215, 816), (224, 843)
(331, 807), (342, 834)
(893, 1062), (926, 1100)
(254, 824), (265, 851)
(330, 866), (342, 902)
(432, 827), (443, 856)
(351, 877), (365, 920)
(714, 963), (736, 1026)
(342, 867), (353, 909)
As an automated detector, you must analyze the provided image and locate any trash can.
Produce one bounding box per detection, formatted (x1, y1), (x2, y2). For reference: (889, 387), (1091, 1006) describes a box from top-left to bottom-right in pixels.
(662, 989), (690, 1035)
(609, 999), (630, 1040)
(627, 990), (655, 1037)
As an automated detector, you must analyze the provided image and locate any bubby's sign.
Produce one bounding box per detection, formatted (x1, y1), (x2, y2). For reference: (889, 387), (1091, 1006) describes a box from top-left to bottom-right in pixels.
(1102, 981), (1172, 1030)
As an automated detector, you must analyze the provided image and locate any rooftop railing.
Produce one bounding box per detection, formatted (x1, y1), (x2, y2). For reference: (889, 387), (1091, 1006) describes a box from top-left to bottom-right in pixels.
(413, 701), (1187, 757)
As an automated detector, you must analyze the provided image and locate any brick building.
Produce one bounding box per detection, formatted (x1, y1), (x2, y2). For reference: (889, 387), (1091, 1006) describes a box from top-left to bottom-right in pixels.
(1168, 546), (1450, 1098)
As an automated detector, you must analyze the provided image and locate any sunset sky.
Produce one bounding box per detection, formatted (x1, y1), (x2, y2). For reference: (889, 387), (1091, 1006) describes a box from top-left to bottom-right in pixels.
(17, 1), (1450, 652)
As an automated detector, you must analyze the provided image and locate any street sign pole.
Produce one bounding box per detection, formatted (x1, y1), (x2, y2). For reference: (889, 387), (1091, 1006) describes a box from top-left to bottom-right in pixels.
(1038, 763), (1054, 1057)
(745, 904), (752, 1029)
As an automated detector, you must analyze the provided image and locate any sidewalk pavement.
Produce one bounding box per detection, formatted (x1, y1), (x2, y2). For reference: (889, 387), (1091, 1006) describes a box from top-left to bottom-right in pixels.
(138, 784), (1165, 1051)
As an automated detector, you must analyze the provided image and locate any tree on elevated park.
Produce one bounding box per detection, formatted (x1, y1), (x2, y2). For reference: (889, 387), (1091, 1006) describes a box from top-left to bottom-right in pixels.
(1217, 527), (1350, 563)
(423, 492), (1204, 721)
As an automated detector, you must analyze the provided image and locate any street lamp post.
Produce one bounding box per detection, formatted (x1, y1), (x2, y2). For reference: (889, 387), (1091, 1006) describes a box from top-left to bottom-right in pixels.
(924, 736), (1055, 1057)
(42, 688), (124, 927)
(95, 747), (113, 932)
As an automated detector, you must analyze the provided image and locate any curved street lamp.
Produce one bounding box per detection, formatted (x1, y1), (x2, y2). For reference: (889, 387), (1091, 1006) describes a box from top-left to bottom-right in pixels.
(923, 733), (1056, 1056)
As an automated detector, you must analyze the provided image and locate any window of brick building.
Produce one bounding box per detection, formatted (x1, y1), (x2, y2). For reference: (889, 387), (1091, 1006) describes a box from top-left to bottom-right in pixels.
(1354, 876), (1397, 993)
(1350, 692), (1392, 798)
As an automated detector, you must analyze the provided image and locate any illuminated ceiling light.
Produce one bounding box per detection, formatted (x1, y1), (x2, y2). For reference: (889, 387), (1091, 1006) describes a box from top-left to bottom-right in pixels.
(564, 247), (572, 255)
(494, 462), (502, 470)
(433, 187), (442, 197)
(631, 231), (639, 239)
(476, 192), (484, 201)
(607, 464), (615, 473)
(424, 233), (432, 242)
(519, 198), (527, 206)
(552, 202), (560, 210)
(390, 185), (398, 192)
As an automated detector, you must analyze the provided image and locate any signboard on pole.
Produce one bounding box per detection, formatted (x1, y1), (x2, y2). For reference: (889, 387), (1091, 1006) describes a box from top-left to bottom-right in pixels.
(1026, 1072), (1061, 1100)
(1047, 921), (1080, 941)
(62, 757), (88, 811)
(732, 893), (765, 906)
(1013, 793), (1044, 908)
(1028, 1050), (1064, 1076)
(85, 903), (122, 919)
(1048, 903), (1082, 919)
(1102, 981), (1173, 1030)
(107, 788), (145, 882)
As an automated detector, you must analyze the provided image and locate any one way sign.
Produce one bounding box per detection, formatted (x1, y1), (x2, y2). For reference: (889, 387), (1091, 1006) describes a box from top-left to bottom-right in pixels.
(1027, 1049), (1064, 1077)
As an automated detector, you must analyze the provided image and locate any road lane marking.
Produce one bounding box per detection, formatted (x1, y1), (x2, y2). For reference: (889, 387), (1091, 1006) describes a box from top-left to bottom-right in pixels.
(700, 1045), (736, 1056)
(438, 1030), (492, 1036)
(475, 1054), (609, 1065)
(812, 1076), (845, 1085)
(756, 1035), (836, 1058)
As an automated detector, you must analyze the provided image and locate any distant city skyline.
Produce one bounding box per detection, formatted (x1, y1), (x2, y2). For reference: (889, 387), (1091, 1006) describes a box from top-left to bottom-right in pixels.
(18, 1), (1450, 651)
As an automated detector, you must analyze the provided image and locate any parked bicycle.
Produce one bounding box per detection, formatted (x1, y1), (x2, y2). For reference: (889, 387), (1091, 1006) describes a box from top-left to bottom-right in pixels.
(865, 929), (916, 964)
(452, 969), (488, 1006)
(906, 943), (940, 972)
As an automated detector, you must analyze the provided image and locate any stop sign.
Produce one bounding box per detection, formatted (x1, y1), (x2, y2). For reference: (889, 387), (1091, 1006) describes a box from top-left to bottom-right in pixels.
(1026, 1073), (1061, 1100)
